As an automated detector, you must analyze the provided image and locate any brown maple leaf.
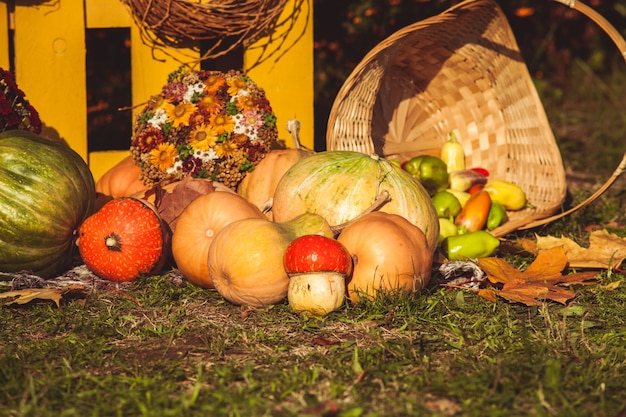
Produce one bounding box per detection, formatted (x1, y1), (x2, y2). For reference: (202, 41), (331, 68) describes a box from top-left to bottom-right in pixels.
(535, 229), (626, 269)
(476, 247), (599, 306)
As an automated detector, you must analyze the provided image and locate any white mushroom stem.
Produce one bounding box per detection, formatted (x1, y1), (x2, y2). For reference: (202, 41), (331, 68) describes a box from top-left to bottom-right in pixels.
(287, 272), (347, 317)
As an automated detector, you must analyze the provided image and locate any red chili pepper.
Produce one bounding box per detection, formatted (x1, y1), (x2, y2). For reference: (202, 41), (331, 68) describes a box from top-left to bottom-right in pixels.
(468, 183), (485, 194)
(470, 167), (490, 177)
(454, 190), (492, 232)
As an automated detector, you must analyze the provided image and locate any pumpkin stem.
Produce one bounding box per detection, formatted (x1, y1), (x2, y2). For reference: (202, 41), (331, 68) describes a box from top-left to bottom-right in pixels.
(286, 119), (312, 152)
(260, 198), (273, 214)
(104, 233), (122, 252)
(330, 190), (391, 236)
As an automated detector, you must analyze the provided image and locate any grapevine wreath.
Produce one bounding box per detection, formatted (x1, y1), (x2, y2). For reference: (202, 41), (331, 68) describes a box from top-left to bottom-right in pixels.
(121, 0), (307, 63)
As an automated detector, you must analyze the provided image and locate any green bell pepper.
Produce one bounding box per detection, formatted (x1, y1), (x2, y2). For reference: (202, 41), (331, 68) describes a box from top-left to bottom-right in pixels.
(432, 190), (462, 219)
(403, 155), (449, 195)
(486, 200), (508, 231)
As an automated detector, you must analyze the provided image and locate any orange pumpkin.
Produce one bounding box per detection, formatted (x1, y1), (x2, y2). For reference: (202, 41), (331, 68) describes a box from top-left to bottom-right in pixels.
(237, 147), (312, 219)
(95, 156), (147, 198)
(337, 211), (432, 303)
(77, 197), (170, 282)
(172, 192), (265, 289)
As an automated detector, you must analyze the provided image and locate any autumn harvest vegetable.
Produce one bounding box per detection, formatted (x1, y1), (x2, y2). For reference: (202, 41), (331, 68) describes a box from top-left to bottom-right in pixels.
(454, 190), (492, 232)
(77, 197), (171, 282)
(438, 218), (459, 245)
(487, 200), (508, 231)
(0, 130), (95, 278)
(209, 213), (334, 307)
(402, 154), (449, 195)
(236, 146), (311, 218)
(440, 132), (465, 173)
(172, 191), (265, 289)
(237, 119), (313, 219)
(441, 231), (501, 261)
(95, 155), (147, 199)
(284, 235), (352, 316)
(431, 190), (462, 219)
(272, 150), (440, 253)
(483, 179), (527, 211)
(448, 169), (488, 192)
(337, 212), (432, 303)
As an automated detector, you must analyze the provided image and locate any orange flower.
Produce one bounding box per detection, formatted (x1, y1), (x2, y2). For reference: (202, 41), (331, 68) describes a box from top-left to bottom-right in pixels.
(214, 141), (239, 158)
(198, 93), (224, 114)
(203, 73), (227, 94)
(236, 94), (258, 112)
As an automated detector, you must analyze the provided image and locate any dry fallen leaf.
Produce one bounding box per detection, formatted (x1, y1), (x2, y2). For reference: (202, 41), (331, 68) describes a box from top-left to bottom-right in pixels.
(0, 285), (86, 307)
(476, 247), (599, 306)
(153, 177), (220, 232)
(535, 229), (626, 269)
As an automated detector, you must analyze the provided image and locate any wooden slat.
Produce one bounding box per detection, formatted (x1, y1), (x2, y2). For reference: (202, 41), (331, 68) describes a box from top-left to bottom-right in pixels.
(245, 0), (314, 149)
(0, 2), (9, 69)
(88, 20), (201, 181)
(14, 0), (87, 159)
(86, 0), (132, 28)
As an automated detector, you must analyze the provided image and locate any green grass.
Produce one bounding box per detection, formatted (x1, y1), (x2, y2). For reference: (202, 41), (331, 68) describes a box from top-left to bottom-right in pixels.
(1, 257), (625, 416)
(2, 59), (626, 417)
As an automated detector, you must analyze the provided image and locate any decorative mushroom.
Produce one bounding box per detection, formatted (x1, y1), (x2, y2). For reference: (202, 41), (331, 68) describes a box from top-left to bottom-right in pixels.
(283, 234), (353, 316)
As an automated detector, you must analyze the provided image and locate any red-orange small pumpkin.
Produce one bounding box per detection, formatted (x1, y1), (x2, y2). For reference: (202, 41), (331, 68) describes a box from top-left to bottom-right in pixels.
(77, 197), (171, 282)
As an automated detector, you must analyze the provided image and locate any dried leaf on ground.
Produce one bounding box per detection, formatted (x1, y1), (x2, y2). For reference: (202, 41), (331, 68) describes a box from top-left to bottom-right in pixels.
(535, 229), (626, 269)
(0, 285), (86, 307)
(476, 247), (599, 306)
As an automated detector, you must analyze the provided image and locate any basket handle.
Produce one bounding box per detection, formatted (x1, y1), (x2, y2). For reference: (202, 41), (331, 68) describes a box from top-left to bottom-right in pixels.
(551, 0), (626, 61)
(517, 1), (626, 231)
(520, 151), (626, 230)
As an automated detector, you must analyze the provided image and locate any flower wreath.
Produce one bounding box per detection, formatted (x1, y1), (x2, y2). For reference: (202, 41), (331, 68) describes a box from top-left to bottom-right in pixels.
(0, 68), (42, 134)
(130, 66), (278, 189)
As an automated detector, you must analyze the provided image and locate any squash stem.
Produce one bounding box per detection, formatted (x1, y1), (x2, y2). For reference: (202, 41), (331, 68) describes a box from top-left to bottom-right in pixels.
(104, 233), (122, 252)
(286, 119), (312, 151)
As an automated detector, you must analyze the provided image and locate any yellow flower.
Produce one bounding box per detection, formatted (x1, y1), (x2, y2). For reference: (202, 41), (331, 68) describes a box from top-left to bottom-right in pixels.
(149, 142), (177, 172)
(214, 141), (238, 158)
(164, 101), (197, 128)
(227, 76), (248, 96)
(210, 113), (236, 135)
(189, 125), (218, 151)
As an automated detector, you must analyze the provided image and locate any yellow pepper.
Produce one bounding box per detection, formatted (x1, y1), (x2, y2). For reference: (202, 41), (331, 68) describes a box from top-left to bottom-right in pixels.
(483, 179), (527, 211)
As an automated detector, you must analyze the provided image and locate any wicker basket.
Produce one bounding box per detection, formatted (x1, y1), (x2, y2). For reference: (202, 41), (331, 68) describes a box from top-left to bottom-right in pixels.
(326, 0), (626, 237)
